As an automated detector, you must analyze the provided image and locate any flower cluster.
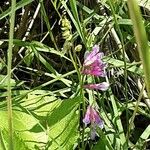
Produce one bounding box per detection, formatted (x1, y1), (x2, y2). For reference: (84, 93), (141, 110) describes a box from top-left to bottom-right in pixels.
(82, 45), (109, 91)
(83, 105), (104, 128)
(82, 45), (105, 77)
(82, 45), (109, 139)
(83, 105), (104, 140)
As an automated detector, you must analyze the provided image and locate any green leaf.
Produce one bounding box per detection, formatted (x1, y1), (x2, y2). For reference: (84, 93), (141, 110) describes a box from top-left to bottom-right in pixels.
(92, 139), (106, 150)
(46, 96), (80, 149)
(40, 1), (58, 50)
(24, 47), (34, 67)
(118, 19), (132, 25)
(0, 75), (16, 89)
(0, 110), (47, 149)
(76, 1), (104, 20)
(0, 129), (31, 150)
(0, 93), (58, 149)
(103, 57), (143, 75)
(31, 41), (71, 61)
(93, 128), (114, 150)
(31, 46), (57, 74)
(135, 125), (150, 149)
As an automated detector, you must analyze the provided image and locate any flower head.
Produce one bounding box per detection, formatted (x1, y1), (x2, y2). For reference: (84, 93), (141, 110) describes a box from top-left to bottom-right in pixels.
(83, 82), (109, 91)
(83, 105), (104, 139)
(82, 45), (106, 77)
(83, 105), (104, 128)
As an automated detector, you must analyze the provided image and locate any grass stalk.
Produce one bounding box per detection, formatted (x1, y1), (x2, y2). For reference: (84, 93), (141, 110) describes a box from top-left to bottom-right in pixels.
(128, 84), (145, 138)
(40, 1), (59, 51)
(127, 0), (150, 98)
(7, 0), (16, 149)
(108, 0), (128, 148)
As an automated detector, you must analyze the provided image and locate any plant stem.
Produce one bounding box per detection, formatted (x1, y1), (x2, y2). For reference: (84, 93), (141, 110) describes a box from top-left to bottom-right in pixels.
(108, 0), (128, 148)
(7, 0), (16, 149)
(127, 0), (150, 98)
(69, 47), (85, 149)
(127, 84), (145, 137)
(40, 1), (59, 51)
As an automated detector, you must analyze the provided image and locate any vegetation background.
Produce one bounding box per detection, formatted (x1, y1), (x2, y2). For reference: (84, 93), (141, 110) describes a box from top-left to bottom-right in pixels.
(0, 0), (150, 149)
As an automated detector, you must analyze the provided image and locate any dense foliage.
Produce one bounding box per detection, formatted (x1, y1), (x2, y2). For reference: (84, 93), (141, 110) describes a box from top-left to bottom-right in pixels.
(0, 0), (150, 149)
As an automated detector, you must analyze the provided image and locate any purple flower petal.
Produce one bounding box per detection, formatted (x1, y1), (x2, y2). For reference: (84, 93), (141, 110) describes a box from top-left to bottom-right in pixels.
(84, 82), (109, 91)
(83, 106), (91, 125)
(82, 45), (106, 77)
(83, 105), (104, 140)
(82, 61), (106, 76)
(93, 110), (104, 129)
(83, 106), (104, 128)
(84, 45), (100, 66)
(97, 119), (104, 129)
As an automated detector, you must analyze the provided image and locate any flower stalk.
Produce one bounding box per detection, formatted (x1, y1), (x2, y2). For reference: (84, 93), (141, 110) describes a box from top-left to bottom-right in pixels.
(82, 45), (109, 140)
(83, 105), (104, 140)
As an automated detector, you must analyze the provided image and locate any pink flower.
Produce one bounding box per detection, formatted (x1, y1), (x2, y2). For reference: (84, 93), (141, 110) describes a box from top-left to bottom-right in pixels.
(83, 105), (104, 139)
(83, 106), (104, 128)
(82, 45), (106, 77)
(83, 82), (109, 91)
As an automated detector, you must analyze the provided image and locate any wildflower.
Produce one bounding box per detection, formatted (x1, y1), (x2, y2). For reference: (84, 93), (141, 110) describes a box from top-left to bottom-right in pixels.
(83, 105), (104, 128)
(83, 105), (104, 139)
(83, 82), (109, 91)
(82, 45), (106, 77)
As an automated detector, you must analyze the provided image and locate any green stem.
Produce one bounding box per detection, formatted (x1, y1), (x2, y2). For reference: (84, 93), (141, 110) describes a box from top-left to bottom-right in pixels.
(127, 0), (150, 98)
(40, 1), (59, 51)
(108, 0), (128, 148)
(69, 48), (85, 149)
(7, 0), (16, 149)
(127, 84), (145, 138)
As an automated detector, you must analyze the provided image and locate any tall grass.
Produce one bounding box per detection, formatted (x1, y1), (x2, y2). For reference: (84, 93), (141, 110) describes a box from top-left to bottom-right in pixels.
(7, 0), (16, 149)
(128, 0), (150, 97)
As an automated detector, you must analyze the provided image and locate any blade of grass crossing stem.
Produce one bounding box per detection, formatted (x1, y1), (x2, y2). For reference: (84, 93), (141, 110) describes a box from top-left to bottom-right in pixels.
(31, 46), (57, 75)
(127, 0), (150, 98)
(40, 1), (59, 51)
(0, 0), (33, 20)
(108, 89), (126, 148)
(127, 85), (145, 139)
(69, 0), (86, 46)
(108, 1), (131, 147)
(7, 0), (16, 149)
